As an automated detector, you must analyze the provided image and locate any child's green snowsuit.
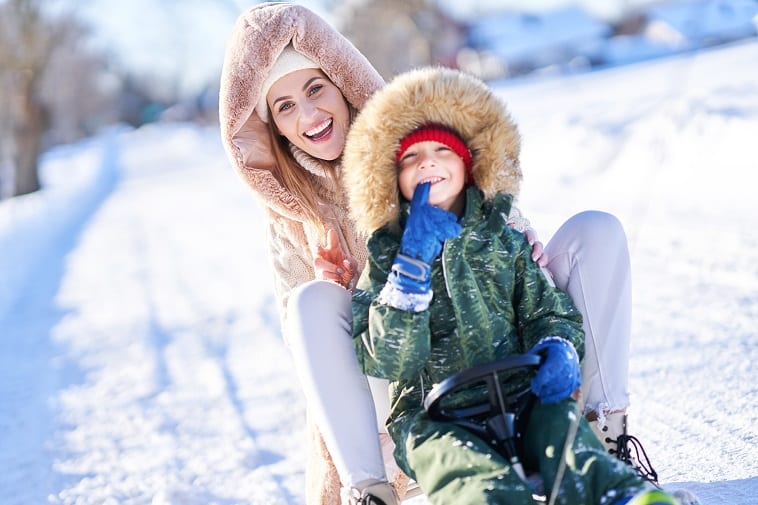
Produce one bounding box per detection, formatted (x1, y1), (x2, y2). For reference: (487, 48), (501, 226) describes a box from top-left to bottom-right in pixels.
(344, 66), (654, 504)
(353, 189), (647, 504)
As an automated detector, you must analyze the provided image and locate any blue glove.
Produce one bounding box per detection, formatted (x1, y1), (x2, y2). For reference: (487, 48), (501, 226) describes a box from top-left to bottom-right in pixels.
(401, 182), (462, 263)
(389, 182), (461, 294)
(528, 337), (581, 405)
(379, 183), (461, 311)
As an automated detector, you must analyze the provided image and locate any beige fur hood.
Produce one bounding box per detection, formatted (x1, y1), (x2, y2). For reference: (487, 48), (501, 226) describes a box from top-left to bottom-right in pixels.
(342, 67), (522, 235)
(219, 2), (384, 219)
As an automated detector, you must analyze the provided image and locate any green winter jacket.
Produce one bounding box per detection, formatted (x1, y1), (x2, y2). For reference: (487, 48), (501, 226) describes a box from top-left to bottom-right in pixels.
(352, 187), (584, 435)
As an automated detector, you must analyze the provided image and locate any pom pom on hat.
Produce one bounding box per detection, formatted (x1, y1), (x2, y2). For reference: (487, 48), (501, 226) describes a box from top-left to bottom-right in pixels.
(256, 44), (320, 123)
(397, 124), (474, 183)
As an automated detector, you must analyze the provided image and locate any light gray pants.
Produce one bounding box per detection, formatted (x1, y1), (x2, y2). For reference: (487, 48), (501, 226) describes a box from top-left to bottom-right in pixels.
(544, 211), (632, 418)
(286, 210), (632, 486)
(287, 280), (386, 487)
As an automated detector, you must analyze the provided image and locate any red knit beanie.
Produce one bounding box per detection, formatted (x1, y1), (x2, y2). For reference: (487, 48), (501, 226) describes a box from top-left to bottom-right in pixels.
(396, 124), (473, 183)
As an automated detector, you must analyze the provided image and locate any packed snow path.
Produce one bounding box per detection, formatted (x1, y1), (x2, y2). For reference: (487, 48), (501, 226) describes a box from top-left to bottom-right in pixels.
(0, 127), (306, 504)
(1, 41), (756, 504)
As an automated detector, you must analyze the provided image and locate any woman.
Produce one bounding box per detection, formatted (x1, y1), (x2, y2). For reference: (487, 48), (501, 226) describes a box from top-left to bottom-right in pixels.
(219, 3), (644, 504)
(220, 5), (395, 503)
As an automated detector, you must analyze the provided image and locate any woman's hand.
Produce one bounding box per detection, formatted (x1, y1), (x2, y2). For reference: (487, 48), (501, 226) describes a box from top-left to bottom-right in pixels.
(314, 229), (356, 289)
(524, 227), (548, 268)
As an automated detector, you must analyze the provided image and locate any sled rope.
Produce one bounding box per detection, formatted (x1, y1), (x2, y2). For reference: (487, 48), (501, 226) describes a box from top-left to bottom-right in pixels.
(547, 402), (581, 505)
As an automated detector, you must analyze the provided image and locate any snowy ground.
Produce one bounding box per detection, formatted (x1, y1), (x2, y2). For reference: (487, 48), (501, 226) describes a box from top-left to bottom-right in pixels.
(1, 40), (756, 505)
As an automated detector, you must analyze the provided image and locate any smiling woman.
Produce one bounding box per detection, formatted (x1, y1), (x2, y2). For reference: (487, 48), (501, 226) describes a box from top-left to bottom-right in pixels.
(218, 4), (394, 504)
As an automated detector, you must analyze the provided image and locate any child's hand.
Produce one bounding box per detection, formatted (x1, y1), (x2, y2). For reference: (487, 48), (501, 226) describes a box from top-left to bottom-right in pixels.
(379, 183), (462, 311)
(400, 182), (461, 264)
(314, 229), (356, 289)
(528, 337), (581, 404)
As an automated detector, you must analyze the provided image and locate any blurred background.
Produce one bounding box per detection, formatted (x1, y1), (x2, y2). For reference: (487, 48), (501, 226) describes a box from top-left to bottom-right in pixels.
(1, 0), (756, 200)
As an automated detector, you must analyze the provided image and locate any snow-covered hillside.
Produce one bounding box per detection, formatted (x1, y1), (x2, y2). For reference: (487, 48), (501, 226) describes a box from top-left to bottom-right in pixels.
(1, 39), (756, 504)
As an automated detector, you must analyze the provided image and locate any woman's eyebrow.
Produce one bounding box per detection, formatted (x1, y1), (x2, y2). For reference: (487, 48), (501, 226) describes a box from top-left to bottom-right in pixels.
(271, 94), (292, 108)
(302, 76), (322, 91)
(271, 77), (323, 109)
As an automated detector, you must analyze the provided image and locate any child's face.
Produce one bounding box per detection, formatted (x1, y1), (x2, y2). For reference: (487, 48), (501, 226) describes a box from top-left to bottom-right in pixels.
(267, 68), (351, 161)
(398, 141), (467, 215)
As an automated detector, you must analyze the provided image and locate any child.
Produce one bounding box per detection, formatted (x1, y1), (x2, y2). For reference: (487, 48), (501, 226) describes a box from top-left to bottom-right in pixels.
(341, 67), (680, 505)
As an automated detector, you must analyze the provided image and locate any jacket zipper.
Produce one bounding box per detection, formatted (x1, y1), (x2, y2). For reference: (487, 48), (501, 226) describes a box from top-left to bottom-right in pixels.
(422, 244), (454, 405)
(441, 243), (453, 299)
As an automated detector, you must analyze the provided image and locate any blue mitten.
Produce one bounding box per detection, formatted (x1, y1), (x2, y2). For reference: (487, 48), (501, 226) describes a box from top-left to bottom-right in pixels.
(528, 337), (581, 404)
(380, 182), (461, 311)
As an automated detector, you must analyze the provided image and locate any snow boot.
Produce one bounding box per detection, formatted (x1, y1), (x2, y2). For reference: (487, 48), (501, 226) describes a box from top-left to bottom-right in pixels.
(589, 414), (702, 505)
(588, 412), (660, 486)
(613, 489), (678, 505)
(342, 478), (399, 505)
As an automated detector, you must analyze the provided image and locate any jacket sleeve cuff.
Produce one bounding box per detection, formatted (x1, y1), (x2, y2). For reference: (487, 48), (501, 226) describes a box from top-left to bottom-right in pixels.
(506, 204), (531, 233)
(378, 281), (433, 312)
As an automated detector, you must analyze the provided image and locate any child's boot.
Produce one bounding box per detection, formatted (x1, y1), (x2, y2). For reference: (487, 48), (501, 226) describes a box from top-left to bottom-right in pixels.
(343, 478), (399, 505)
(614, 489), (678, 505)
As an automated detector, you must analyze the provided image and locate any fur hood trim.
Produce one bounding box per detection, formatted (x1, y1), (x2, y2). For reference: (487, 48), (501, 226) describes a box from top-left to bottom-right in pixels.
(342, 67), (522, 234)
(219, 2), (384, 219)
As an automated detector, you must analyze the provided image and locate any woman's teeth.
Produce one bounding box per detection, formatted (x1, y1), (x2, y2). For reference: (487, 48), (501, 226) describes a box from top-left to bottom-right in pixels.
(305, 119), (332, 139)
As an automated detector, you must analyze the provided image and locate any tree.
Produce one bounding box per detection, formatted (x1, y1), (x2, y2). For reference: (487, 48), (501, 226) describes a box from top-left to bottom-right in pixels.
(0, 0), (105, 198)
(336, 0), (465, 79)
(0, 0), (55, 196)
(39, 19), (120, 145)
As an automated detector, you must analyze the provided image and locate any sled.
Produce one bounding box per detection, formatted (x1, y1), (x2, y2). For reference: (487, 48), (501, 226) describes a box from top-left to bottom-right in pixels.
(398, 353), (672, 505)
(401, 354), (553, 504)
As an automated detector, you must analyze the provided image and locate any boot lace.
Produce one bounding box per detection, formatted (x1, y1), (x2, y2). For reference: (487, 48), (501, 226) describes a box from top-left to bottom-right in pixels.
(608, 429), (660, 487)
(350, 495), (388, 505)
(346, 487), (390, 505)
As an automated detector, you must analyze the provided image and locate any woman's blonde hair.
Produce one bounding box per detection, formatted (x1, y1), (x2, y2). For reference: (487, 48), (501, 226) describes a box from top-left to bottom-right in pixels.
(266, 104), (358, 234)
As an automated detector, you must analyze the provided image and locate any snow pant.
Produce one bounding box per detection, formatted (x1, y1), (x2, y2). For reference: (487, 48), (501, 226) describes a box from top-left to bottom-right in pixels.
(393, 399), (648, 505)
(545, 211), (632, 420)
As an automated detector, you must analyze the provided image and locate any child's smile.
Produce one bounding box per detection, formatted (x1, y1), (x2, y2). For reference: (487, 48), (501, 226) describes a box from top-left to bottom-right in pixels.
(398, 141), (467, 215)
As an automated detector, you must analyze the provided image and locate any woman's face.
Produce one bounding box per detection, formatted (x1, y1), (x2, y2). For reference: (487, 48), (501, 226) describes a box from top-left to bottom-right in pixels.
(397, 140), (467, 216)
(267, 69), (350, 161)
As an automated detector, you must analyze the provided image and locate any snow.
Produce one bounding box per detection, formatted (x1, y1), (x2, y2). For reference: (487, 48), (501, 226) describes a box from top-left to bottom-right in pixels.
(468, 6), (611, 64)
(646, 0), (758, 45)
(1, 39), (757, 504)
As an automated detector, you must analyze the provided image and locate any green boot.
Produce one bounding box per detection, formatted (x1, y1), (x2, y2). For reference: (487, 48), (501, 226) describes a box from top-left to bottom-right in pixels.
(616, 489), (678, 505)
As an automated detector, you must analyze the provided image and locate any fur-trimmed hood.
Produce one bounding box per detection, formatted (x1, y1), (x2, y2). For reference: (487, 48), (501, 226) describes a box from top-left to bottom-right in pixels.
(219, 2), (384, 219)
(342, 67), (522, 234)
